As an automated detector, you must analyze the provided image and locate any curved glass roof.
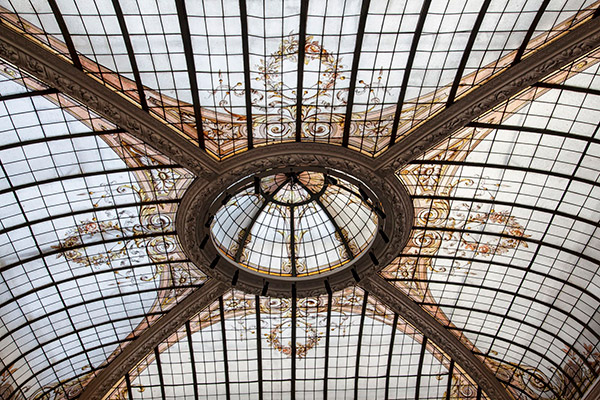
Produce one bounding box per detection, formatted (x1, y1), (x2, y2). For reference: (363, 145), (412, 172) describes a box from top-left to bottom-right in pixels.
(0, 61), (205, 398)
(211, 170), (378, 277)
(105, 287), (491, 400)
(0, 0), (599, 399)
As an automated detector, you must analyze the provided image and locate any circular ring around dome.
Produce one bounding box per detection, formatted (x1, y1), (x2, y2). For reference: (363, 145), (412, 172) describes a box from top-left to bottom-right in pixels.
(177, 145), (414, 298)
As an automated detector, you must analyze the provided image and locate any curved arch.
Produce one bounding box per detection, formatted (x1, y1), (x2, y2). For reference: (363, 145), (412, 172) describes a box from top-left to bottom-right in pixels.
(0, 231), (176, 274)
(0, 259), (189, 310)
(387, 253), (600, 310)
(359, 274), (513, 400)
(433, 301), (595, 374)
(407, 160), (599, 188)
(457, 327), (584, 399)
(0, 23), (219, 179)
(78, 279), (228, 399)
(411, 195), (600, 229)
(409, 279), (600, 341)
(0, 199), (180, 237)
(374, 16), (600, 173)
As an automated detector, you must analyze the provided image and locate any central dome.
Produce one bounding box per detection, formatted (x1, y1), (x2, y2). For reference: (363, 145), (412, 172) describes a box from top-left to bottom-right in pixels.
(210, 169), (379, 277)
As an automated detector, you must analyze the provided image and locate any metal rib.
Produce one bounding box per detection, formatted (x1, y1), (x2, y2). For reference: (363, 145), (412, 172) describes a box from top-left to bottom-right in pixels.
(341, 0), (371, 147)
(234, 177), (291, 262)
(388, 0), (431, 148)
(239, 0), (254, 149)
(296, 0), (310, 142)
(47, 0), (82, 70)
(384, 313), (399, 400)
(513, 0), (550, 65)
(446, 0), (491, 106)
(296, 180), (355, 260)
(112, 0), (148, 111)
(176, 0), (205, 149)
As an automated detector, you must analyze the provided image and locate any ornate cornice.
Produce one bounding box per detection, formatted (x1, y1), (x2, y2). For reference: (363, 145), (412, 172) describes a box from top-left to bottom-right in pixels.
(177, 144), (414, 298)
(359, 274), (513, 400)
(79, 279), (228, 400)
(374, 16), (600, 174)
(0, 23), (219, 179)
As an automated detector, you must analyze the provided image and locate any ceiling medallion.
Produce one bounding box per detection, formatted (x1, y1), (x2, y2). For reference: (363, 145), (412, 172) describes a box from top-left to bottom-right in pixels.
(177, 145), (413, 297)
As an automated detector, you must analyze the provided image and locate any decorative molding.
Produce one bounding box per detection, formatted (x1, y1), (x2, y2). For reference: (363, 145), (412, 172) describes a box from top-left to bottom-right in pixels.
(79, 279), (228, 400)
(0, 23), (219, 179)
(359, 274), (513, 400)
(177, 144), (414, 298)
(583, 376), (600, 400)
(375, 16), (600, 173)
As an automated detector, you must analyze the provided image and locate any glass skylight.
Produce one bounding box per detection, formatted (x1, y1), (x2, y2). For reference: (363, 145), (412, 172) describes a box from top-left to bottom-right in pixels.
(211, 170), (378, 277)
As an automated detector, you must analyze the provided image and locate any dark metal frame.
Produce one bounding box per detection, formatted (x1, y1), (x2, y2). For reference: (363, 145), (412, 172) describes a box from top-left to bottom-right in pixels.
(513, 0), (550, 65)
(388, 0), (432, 149)
(0, 87), (58, 102)
(47, 0), (82, 70)
(375, 17), (600, 172)
(1, 11), (599, 400)
(533, 81), (600, 96)
(218, 296), (233, 400)
(467, 121), (600, 144)
(341, 0), (371, 148)
(238, 0), (254, 149)
(446, 0), (491, 106)
(111, 0), (148, 112)
(255, 295), (264, 400)
(176, 0), (205, 149)
(353, 292), (369, 399)
(154, 346), (167, 400)
(295, 0), (309, 142)
(80, 279), (228, 398)
(383, 312), (399, 400)
(185, 321), (200, 400)
(414, 336), (428, 400)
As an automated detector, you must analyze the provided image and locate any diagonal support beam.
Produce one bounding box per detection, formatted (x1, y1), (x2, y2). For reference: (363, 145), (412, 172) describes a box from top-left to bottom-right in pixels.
(79, 279), (228, 400)
(358, 274), (512, 400)
(374, 16), (600, 174)
(0, 23), (219, 179)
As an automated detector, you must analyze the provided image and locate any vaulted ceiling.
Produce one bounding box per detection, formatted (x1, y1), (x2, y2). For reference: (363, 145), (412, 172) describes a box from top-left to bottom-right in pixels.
(0, 1), (599, 399)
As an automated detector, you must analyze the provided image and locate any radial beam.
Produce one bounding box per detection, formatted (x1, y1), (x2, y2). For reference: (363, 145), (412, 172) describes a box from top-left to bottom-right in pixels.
(176, 0), (205, 149)
(295, 0), (309, 142)
(0, 23), (220, 178)
(388, 0), (431, 148)
(112, 0), (148, 112)
(79, 279), (228, 400)
(341, 0), (371, 147)
(512, 0), (549, 65)
(446, 0), (491, 106)
(47, 0), (82, 70)
(375, 16), (600, 174)
(358, 274), (513, 400)
(238, 0), (254, 149)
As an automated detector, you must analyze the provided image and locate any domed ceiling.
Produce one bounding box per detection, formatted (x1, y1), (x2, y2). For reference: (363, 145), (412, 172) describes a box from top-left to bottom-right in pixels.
(0, 1), (599, 400)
